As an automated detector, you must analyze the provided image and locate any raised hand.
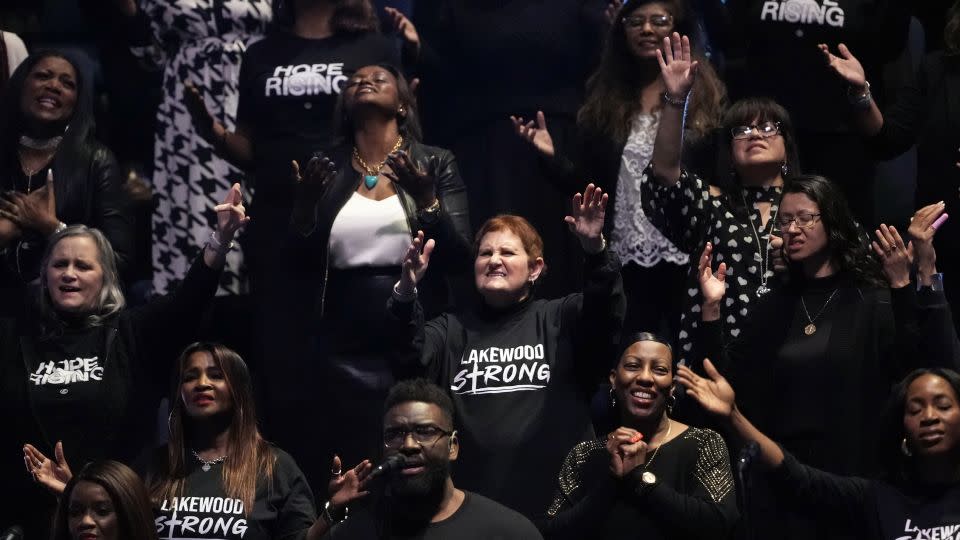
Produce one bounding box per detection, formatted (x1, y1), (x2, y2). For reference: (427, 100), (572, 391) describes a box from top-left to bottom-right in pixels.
(0, 170), (60, 236)
(676, 359), (735, 418)
(184, 81), (219, 142)
(510, 111), (555, 157)
(327, 454), (373, 508)
(383, 150), (436, 209)
(565, 183), (608, 253)
(292, 156), (337, 203)
(818, 43), (866, 89)
(908, 202), (946, 283)
(605, 427), (647, 477)
(384, 7), (420, 52)
(769, 234), (787, 273)
(656, 32), (699, 99)
(23, 441), (72, 495)
(871, 224), (912, 288)
(698, 242), (727, 305)
(214, 183), (250, 244)
(604, 0), (623, 25)
(396, 230), (436, 297)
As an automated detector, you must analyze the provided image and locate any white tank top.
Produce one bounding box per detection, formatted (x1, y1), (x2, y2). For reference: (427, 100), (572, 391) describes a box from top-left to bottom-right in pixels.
(328, 192), (411, 269)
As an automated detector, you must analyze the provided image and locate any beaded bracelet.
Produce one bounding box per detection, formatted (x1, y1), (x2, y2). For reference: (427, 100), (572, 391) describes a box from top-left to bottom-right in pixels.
(661, 91), (688, 107)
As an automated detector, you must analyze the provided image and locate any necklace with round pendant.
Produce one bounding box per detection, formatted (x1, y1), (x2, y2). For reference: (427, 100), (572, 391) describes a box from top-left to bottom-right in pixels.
(191, 450), (226, 472)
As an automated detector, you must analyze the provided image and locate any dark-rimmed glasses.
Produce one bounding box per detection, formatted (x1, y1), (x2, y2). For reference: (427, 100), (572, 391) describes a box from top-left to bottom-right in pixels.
(383, 425), (454, 448)
(730, 121), (781, 140)
(778, 213), (822, 229)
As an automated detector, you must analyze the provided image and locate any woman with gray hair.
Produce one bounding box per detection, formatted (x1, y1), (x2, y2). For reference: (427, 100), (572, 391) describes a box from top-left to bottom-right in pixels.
(0, 183), (248, 540)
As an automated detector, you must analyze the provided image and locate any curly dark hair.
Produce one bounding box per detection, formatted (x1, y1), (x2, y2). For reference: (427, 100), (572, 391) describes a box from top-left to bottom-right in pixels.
(782, 175), (885, 287)
(383, 378), (455, 428)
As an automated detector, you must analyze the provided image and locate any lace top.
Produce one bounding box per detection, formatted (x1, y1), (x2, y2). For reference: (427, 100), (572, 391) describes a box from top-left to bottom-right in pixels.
(611, 113), (688, 267)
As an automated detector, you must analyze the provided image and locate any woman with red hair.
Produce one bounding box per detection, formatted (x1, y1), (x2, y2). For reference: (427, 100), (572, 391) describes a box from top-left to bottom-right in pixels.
(387, 183), (626, 520)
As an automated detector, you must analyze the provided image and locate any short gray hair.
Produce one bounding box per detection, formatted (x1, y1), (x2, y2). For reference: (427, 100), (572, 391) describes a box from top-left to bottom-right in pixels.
(39, 225), (125, 330)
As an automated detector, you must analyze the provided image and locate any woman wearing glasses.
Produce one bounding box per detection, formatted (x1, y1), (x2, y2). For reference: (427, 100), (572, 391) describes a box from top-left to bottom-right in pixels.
(695, 175), (959, 539)
(640, 32), (800, 366)
(511, 0), (725, 340)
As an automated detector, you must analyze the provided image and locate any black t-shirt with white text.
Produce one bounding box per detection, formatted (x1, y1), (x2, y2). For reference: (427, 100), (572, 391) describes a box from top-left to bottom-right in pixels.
(237, 30), (399, 205)
(325, 491), (543, 539)
(153, 448), (316, 540)
(29, 325), (108, 455)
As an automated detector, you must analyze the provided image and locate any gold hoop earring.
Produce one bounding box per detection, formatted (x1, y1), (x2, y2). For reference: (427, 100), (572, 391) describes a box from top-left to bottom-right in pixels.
(901, 437), (913, 457)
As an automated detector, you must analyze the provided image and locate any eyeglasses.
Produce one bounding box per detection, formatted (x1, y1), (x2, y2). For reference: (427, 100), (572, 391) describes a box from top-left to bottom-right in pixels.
(778, 213), (822, 229)
(730, 121), (781, 140)
(383, 425), (454, 448)
(622, 14), (673, 28)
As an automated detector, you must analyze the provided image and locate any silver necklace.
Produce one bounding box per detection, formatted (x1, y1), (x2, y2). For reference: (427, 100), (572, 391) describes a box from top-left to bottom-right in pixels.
(800, 288), (839, 336)
(740, 190), (780, 297)
(19, 134), (63, 150)
(191, 450), (227, 472)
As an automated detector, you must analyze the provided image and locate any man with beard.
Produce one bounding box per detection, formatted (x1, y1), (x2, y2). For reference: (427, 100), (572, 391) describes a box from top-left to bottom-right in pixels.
(323, 379), (542, 539)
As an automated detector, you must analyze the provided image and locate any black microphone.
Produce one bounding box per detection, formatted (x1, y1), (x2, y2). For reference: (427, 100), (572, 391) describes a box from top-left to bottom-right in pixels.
(1, 526), (24, 540)
(738, 441), (760, 473)
(367, 454), (406, 482)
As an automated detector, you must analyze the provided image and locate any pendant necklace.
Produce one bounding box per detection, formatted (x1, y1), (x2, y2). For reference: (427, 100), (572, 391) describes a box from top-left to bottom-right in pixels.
(800, 288), (839, 335)
(191, 449), (227, 472)
(643, 418), (672, 471)
(353, 136), (403, 189)
(740, 190), (780, 297)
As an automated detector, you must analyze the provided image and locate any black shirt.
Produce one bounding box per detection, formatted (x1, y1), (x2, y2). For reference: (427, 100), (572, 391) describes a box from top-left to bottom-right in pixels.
(237, 30), (399, 205)
(545, 427), (738, 540)
(325, 491), (543, 539)
(774, 452), (960, 540)
(29, 325), (108, 461)
(153, 448), (316, 540)
(389, 249), (625, 519)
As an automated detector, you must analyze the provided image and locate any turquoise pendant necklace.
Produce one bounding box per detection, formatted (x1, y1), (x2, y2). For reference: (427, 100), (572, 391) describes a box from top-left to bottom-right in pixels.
(353, 136), (404, 190)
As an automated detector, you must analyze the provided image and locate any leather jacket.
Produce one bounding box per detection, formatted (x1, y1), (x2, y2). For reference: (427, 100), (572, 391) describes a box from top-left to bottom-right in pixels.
(292, 140), (473, 319)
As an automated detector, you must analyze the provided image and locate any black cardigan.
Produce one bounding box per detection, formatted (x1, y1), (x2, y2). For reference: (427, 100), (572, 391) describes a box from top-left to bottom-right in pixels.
(292, 140), (473, 320)
(697, 276), (960, 476)
(0, 258), (221, 538)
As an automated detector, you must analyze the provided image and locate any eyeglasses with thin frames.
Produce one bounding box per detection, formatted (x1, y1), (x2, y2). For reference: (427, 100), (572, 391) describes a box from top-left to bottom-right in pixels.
(383, 425), (454, 448)
(730, 121), (781, 140)
(778, 213), (822, 229)
(622, 14), (673, 28)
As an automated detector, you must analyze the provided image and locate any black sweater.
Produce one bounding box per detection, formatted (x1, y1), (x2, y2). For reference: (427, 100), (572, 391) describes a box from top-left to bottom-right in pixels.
(771, 451), (960, 540)
(0, 257), (221, 538)
(544, 427), (738, 540)
(698, 275), (960, 476)
(387, 248), (626, 519)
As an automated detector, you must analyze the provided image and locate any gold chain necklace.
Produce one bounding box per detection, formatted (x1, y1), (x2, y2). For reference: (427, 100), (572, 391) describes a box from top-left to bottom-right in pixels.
(644, 418), (672, 470)
(353, 136), (403, 190)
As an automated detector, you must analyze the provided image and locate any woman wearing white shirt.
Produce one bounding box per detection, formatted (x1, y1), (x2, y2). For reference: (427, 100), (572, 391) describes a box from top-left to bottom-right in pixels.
(275, 63), (471, 490)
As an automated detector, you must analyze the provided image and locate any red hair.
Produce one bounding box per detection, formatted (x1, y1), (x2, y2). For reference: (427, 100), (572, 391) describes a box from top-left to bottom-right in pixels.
(474, 215), (545, 261)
